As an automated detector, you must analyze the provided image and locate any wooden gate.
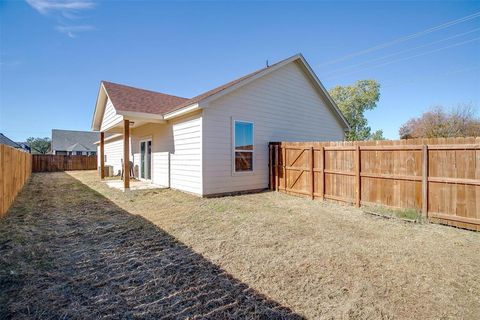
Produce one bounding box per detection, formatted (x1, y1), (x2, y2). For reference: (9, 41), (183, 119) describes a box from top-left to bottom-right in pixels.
(269, 137), (480, 232)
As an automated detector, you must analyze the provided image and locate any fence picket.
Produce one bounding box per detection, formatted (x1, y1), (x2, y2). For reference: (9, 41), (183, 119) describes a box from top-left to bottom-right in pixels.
(270, 138), (480, 232)
(0, 145), (32, 217)
(32, 155), (97, 172)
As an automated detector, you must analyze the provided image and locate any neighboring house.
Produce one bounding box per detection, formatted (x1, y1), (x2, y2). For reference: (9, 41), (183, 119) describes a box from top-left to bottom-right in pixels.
(91, 54), (349, 196)
(0, 133), (29, 152)
(16, 142), (31, 153)
(51, 129), (100, 155)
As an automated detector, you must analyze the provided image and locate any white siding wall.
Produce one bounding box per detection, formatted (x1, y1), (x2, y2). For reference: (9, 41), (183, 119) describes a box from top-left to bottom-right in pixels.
(202, 61), (345, 195)
(170, 115), (202, 194)
(102, 137), (124, 176)
(130, 112), (202, 195)
(153, 152), (170, 187)
(100, 98), (123, 131)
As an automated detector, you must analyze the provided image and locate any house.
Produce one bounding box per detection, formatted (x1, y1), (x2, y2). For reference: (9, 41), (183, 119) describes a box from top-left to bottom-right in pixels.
(91, 54), (349, 195)
(51, 129), (100, 155)
(16, 142), (31, 153)
(0, 133), (29, 152)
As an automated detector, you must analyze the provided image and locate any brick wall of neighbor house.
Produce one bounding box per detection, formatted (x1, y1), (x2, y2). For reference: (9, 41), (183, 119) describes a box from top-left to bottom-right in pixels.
(202, 61), (345, 195)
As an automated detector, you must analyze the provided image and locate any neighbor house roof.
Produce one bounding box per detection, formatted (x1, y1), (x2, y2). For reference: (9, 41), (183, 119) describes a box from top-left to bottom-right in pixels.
(52, 129), (105, 152)
(93, 54), (350, 130)
(0, 133), (22, 149)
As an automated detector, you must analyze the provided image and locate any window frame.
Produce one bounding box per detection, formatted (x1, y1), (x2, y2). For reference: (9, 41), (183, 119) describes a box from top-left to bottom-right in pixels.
(139, 136), (153, 181)
(232, 119), (254, 175)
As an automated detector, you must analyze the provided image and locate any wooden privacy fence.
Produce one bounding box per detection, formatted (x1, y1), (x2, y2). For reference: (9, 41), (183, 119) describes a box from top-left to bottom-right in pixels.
(269, 137), (480, 231)
(32, 155), (97, 172)
(0, 145), (32, 217)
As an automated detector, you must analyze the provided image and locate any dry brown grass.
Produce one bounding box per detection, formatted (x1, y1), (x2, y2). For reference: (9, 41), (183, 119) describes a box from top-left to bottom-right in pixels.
(0, 172), (301, 319)
(2, 170), (480, 319)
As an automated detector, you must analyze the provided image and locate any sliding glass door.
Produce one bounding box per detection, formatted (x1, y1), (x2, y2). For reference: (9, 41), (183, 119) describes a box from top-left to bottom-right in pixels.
(140, 139), (152, 180)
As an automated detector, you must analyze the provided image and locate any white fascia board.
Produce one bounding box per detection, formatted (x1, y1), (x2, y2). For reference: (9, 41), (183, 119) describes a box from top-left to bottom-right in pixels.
(298, 56), (351, 130)
(163, 103), (200, 120)
(116, 110), (165, 122)
(91, 83), (108, 131)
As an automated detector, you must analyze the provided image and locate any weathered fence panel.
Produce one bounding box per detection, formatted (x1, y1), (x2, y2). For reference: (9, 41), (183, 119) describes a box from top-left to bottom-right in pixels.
(0, 145), (32, 217)
(269, 137), (480, 231)
(32, 155), (97, 172)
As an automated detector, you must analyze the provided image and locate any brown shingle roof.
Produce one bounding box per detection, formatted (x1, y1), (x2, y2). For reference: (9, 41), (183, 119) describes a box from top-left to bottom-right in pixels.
(101, 57), (291, 116)
(168, 64), (275, 113)
(102, 81), (189, 115)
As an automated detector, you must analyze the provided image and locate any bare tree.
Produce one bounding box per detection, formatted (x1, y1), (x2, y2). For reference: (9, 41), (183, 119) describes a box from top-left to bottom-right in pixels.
(399, 105), (480, 139)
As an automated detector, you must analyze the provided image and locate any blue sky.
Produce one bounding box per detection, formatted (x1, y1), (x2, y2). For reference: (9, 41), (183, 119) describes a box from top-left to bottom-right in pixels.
(1, 0), (479, 141)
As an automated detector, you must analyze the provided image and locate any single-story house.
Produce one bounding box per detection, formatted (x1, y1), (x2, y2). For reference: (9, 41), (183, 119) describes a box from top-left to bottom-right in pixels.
(0, 133), (30, 152)
(51, 129), (101, 155)
(91, 54), (350, 196)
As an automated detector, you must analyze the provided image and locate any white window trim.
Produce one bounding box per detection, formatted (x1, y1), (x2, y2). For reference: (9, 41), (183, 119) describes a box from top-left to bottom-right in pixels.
(139, 137), (153, 181)
(232, 119), (254, 176)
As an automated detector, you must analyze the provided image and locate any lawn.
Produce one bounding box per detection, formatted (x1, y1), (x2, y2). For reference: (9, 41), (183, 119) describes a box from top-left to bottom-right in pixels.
(1, 171), (479, 319)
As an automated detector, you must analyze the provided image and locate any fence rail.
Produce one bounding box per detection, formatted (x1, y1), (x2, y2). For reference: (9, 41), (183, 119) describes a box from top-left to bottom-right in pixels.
(269, 137), (480, 232)
(1, 145), (32, 217)
(32, 155), (97, 172)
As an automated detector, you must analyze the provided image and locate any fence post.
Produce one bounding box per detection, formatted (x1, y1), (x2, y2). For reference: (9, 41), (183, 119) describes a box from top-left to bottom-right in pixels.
(275, 145), (279, 191)
(282, 146), (286, 191)
(422, 144), (429, 218)
(269, 144), (274, 191)
(310, 146), (314, 199)
(355, 145), (361, 207)
(320, 146), (325, 201)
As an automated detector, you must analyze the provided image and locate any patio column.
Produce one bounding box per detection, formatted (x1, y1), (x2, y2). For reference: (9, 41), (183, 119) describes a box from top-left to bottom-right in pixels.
(123, 119), (130, 190)
(100, 132), (105, 179)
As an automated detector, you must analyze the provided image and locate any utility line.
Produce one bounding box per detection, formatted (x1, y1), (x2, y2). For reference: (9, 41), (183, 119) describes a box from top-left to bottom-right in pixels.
(323, 37), (480, 80)
(318, 11), (480, 67)
(382, 65), (480, 88)
(323, 28), (480, 77)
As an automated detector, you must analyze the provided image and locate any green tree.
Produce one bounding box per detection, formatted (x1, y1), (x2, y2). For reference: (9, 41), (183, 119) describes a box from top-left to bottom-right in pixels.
(329, 80), (383, 141)
(26, 137), (51, 154)
(369, 129), (385, 141)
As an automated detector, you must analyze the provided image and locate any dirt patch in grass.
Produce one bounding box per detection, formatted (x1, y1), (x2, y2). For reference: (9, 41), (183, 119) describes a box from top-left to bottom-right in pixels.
(2, 171), (480, 319)
(0, 172), (301, 319)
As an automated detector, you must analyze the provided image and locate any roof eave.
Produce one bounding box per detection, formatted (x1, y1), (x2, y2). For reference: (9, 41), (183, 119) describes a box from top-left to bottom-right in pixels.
(91, 82), (108, 131)
(163, 103), (200, 120)
(297, 55), (351, 131)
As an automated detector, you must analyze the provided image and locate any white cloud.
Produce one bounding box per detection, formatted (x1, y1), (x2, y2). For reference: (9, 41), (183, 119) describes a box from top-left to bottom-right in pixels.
(26, 0), (96, 37)
(55, 25), (94, 38)
(26, 0), (95, 15)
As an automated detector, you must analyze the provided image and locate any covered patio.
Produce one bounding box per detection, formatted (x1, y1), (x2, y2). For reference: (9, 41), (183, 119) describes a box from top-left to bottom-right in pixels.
(92, 81), (187, 191)
(103, 178), (166, 191)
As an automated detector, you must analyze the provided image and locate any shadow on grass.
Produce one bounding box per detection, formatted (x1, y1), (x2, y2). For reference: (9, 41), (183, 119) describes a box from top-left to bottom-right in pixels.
(0, 172), (303, 319)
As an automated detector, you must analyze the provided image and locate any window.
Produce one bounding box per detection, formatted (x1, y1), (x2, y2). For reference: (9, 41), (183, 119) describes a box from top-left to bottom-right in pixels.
(233, 120), (254, 172)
